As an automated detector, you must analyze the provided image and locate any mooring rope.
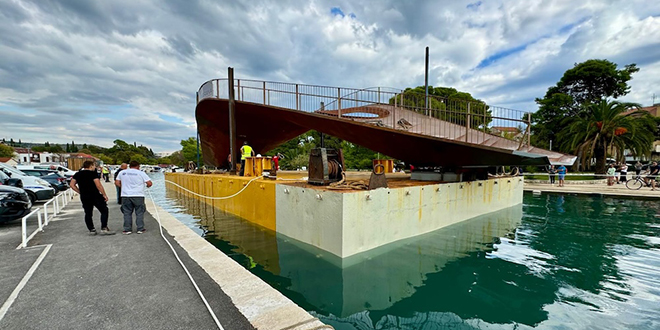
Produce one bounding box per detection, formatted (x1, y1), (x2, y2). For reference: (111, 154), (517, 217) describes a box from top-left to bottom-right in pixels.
(147, 189), (225, 330)
(164, 176), (261, 200)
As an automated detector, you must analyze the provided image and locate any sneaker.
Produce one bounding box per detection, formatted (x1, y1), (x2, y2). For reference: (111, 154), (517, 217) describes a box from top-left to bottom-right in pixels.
(101, 227), (116, 235)
(89, 229), (97, 236)
(137, 229), (146, 234)
(122, 231), (132, 235)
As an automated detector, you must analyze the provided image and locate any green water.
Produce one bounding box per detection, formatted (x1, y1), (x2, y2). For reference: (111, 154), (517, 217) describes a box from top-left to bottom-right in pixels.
(149, 174), (660, 329)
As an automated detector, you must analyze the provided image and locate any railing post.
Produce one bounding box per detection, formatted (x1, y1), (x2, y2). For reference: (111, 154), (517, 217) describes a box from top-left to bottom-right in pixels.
(44, 202), (49, 225)
(237, 79), (241, 101)
(263, 81), (266, 105)
(37, 209), (43, 232)
(527, 112), (532, 147)
(393, 93), (398, 129)
(21, 216), (27, 248)
(216, 79), (219, 98)
(465, 102), (471, 143)
(296, 84), (300, 110)
(337, 88), (342, 118)
(377, 87), (381, 104)
(54, 196), (59, 214)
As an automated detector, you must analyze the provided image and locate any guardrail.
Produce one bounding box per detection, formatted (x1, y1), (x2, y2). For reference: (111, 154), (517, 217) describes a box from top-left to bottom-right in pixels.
(18, 189), (76, 249)
(197, 78), (531, 146)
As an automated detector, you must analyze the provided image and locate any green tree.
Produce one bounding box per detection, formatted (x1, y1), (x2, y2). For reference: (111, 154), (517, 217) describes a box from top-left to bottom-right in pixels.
(559, 100), (654, 173)
(70, 141), (78, 152)
(389, 86), (491, 128)
(532, 59), (639, 149)
(130, 153), (148, 165)
(169, 151), (186, 167)
(97, 154), (113, 165)
(0, 143), (15, 157)
(180, 137), (200, 162)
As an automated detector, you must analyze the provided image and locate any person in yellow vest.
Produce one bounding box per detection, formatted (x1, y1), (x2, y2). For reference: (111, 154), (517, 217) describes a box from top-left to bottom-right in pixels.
(102, 166), (110, 182)
(239, 141), (255, 176)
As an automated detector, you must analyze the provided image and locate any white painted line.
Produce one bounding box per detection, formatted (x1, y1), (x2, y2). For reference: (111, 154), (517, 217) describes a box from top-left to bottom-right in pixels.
(0, 244), (53, 322)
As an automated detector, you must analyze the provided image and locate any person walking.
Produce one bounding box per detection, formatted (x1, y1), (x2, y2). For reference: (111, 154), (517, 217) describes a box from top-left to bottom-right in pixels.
(548, 165), (556, 185)
(606, 164), (616, 186)
(635, 161), (643, 177)
(239, 141), (255, 176)
(115, 161), (152, 234)
(619, 163), (628, 184)
(645, 161), (659, 191)
(102, 166), (110, 182)
(114, 163), (128, 204)
(557, 164), (567, 187)
(69, 160), (114, 235)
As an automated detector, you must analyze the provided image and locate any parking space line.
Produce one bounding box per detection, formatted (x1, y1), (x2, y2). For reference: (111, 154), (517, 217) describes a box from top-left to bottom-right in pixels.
(0, 244), (52, 322)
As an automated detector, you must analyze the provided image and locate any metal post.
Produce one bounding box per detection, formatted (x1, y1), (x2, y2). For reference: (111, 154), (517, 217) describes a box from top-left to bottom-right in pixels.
(228, 67), (238, 174)
(320, 133), (325, 148)
(216, 79), (219, 98)
(263, 81), (266, 105)
(394, 93), (398, 128)
(425, 46), (429, 114)
(21, 216), (27, 248)
(377, 87), (381, 104)
(296, 84), (300, 110)
(237, 79), (241, 101)
(37, 210), (43, 232)
(465, 103), (471, 143)
(527, 112), (531, 147)
(337, 88), (342, 118)
(550, 140), (553, 151)
(196, 130), (200, 169)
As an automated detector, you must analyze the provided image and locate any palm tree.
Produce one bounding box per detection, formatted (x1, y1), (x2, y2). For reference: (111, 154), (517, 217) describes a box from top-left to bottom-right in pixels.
(559, 100), (655, 173)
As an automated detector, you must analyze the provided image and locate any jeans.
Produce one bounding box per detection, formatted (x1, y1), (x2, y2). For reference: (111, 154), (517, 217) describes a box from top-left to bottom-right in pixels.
(121, 197), (146, 232)
(549, 175), (556, 184)
(115, 185), (122, 204)
(239, 159), (246, 176)
(81, 195), (109, 231)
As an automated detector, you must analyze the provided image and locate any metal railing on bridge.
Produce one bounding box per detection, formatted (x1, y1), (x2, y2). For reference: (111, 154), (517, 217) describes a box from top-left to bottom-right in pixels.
(197, 79), (531, 148)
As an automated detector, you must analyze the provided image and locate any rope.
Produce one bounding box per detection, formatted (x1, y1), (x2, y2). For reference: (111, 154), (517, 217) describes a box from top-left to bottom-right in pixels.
(164, 176), (261, 200)
(147, 189), (225, 330)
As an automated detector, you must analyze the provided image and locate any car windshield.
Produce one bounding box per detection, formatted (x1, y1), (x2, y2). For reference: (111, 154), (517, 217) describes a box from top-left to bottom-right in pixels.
(0, 164), (28, 177)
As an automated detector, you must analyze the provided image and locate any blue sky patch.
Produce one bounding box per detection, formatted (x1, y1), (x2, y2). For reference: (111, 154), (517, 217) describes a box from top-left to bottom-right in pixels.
(477, 43), (529, 68)
(331, 7), (344, 17)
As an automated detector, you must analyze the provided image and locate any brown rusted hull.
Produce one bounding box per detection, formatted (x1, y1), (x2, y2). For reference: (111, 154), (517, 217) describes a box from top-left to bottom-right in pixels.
(197, 99), (551, 168)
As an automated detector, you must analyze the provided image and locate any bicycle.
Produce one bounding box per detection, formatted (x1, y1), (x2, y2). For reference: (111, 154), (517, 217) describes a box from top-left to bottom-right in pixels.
(625, 175), (653, 190)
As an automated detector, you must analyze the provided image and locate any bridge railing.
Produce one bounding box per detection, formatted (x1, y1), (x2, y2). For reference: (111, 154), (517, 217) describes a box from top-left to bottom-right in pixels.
(197, 79), (531, 147)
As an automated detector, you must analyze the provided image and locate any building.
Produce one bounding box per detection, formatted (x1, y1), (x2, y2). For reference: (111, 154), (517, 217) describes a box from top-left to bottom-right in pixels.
(12, 148), (62, 164)
(0, 157), (19, 166)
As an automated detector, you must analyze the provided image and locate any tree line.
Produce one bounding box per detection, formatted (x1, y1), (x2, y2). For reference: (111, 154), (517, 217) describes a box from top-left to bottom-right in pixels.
(529, 59), (658, 173)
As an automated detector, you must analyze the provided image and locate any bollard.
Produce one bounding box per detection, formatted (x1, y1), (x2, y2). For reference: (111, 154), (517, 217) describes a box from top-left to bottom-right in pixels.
(21, 216), (27, 248)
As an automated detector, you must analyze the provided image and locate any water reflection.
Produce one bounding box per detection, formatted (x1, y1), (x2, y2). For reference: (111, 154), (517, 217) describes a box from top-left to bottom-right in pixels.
(151, 173), (660, 330)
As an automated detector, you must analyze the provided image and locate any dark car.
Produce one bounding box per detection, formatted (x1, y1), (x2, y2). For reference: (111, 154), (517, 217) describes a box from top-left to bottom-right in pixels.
(0, 185), (32, 223)
(19, 169), (69, 192)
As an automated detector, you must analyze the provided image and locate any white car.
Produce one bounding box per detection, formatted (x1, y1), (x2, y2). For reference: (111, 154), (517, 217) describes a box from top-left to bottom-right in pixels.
(17, 164), (77, 178)
(0, 164), (55, 203)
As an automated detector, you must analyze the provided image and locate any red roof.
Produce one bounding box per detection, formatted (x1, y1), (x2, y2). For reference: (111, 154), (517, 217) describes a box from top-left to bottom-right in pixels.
(0, 157), (13, 163)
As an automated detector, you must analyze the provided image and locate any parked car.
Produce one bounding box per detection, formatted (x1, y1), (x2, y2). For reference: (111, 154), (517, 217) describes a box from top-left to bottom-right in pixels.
(0, 163), (55, 203)
(0, 185), (32, 223)
(18, 169), (69, 192)
(17, 164), (77, 179)
(0, 169), (24, 188)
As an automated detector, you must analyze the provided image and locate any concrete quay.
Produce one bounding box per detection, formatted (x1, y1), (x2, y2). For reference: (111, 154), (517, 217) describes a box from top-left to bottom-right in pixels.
(0, 181), (331, 330)
(524, 181), (660, 198)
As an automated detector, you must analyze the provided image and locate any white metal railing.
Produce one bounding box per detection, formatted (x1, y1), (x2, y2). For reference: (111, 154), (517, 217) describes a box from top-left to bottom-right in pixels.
(18, 188), (76, 249)
(197, 78), (532, 147)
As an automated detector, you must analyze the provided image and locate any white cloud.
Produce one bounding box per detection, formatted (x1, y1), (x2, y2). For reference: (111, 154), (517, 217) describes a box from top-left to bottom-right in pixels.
(0, 0), (659, 151)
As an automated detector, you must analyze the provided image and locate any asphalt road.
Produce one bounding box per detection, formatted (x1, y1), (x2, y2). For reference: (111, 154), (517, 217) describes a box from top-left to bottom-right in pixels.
(0, 183), (255, 330)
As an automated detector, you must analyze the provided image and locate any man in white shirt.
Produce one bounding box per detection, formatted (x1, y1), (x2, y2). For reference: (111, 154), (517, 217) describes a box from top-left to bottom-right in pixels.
(115, 160), (153, 234)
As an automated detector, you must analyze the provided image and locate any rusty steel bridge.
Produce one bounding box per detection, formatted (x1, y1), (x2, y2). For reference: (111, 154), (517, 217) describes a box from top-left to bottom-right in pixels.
(195, 78), (575, 169)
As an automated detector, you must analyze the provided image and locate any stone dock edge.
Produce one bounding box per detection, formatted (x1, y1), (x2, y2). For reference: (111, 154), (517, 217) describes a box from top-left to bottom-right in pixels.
(145, 198), (333, 330)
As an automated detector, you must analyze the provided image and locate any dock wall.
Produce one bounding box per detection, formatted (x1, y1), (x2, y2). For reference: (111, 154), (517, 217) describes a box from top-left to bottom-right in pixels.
(165, 173), (524, 258)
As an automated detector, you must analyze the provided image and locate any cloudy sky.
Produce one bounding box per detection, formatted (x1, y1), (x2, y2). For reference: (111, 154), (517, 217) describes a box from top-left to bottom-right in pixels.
(1, 0), (659, 152)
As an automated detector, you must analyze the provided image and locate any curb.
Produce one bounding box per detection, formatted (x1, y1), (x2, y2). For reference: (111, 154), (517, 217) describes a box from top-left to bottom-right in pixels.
(145, 199), (332, 330)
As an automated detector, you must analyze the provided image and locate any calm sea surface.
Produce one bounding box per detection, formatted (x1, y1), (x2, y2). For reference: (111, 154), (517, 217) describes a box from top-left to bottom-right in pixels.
(148, 173), (660, 329)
